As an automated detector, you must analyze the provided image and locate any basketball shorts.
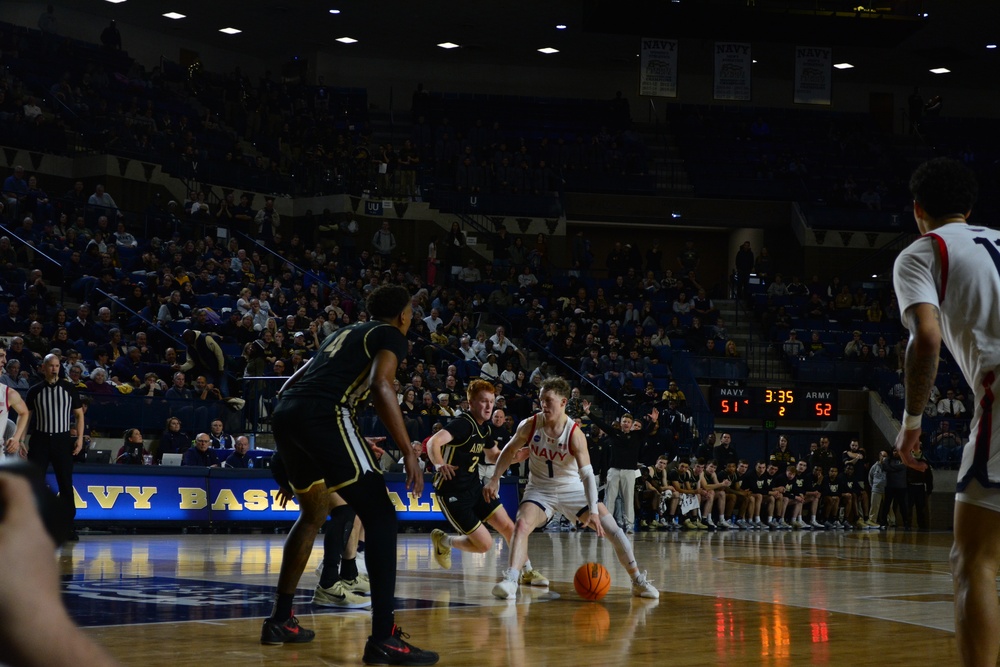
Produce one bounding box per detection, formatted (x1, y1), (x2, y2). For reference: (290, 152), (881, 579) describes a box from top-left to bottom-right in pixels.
(521, 482), (590, 523)
(272, 398), (381, 493)
(436, 482), (503, 534)
(957, 478), (1000, 513)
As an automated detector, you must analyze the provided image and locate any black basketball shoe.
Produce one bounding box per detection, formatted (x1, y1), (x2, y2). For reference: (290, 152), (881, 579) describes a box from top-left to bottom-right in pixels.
(260, 614), (316, 645)
(362, 625), (439, 665)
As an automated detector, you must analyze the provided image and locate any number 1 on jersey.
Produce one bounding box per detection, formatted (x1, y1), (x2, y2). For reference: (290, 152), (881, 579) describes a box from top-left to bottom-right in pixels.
(546, 459), (554, 477)
(973, 237), (1000, 274)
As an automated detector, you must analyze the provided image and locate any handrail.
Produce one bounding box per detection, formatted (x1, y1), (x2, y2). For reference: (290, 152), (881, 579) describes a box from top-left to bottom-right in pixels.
(95, 287), (185, 348)
(232, 230), (350, 301)
(45, 90), (79, 121)
(486, 309), (629, 415)
(0, 222), (65, 305)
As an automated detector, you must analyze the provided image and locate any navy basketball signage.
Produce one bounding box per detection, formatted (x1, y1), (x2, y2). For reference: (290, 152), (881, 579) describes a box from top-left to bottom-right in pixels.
(364, 200), (383, 216)
(48, 468), (520, 523)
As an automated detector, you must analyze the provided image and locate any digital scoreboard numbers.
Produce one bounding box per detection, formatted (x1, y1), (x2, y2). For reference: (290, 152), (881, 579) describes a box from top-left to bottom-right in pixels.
(711, 387), (838, 421)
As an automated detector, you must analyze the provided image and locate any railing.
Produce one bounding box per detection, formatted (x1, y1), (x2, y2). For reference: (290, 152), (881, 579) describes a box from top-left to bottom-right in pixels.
(233, 230), (351, 302)
(487, 309), (709, 455)
(95, 288), (185, 349)
(0, 221), (65, 305)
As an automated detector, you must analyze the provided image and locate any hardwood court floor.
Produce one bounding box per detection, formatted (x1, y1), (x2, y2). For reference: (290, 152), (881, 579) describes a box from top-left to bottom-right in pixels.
(63, 528), (967, 666)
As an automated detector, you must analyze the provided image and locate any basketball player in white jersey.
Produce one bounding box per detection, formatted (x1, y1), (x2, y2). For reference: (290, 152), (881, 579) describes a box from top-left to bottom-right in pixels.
(484, 376), (658, 600)
(893, 157), (1000, 667)
(0, 346), (31, 461)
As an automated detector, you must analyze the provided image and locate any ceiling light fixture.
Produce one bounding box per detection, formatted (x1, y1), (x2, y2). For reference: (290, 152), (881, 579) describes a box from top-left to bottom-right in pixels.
(329, 9), (341, 14)
(163, 12), (186, 19)
(929, 67), (950, 74)
(219, 27), (241, 35)
(336, 36), (358, 44)
(555, 24), (567, 30)
(833, 62), (854, 69)
(437, 42), (460, 49)
(537, 47), (559, 54)
(104, 0), (127, 3)
(988, 44), (997, 49)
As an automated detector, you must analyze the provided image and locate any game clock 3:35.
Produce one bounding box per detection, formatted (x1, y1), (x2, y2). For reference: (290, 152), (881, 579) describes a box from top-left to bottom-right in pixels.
(711, 387), (837, 421)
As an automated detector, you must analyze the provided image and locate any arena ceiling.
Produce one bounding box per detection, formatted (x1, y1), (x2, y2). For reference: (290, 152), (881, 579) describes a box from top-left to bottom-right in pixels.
(11, 0), (1000, 90)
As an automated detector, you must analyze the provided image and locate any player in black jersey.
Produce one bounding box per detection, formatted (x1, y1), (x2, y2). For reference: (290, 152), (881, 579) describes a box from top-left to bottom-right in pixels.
(260, 284), (438, 666)
(791, 459), (825, 529)
(427, 380), (523, 570)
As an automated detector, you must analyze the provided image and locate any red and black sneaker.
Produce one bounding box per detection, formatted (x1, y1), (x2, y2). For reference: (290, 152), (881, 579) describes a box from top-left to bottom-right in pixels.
(362, 625), (439, 665)
(260, 614), (316, 645)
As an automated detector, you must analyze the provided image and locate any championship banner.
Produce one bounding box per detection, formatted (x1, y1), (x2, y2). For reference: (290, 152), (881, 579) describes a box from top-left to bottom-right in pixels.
(793, 46), (832, 105)
(714, 42), (752, 101)
(51, 468), (520, 523)
(639, 38), (678, 98)
(364, 199), (383, 217)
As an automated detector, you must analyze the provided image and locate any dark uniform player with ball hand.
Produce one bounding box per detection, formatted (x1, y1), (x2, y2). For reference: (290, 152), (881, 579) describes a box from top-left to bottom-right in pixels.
(260, 284), (438, 666)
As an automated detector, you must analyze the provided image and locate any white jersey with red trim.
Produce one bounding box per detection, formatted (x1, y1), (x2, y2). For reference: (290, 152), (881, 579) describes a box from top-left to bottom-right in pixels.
(0, 387), (13, 461)
(524, 412), (581, 490)
(894, 221), (1000, 487)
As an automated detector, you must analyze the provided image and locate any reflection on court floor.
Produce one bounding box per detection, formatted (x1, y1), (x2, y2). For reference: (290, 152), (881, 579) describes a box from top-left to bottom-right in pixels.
(67, 530), (962, 666)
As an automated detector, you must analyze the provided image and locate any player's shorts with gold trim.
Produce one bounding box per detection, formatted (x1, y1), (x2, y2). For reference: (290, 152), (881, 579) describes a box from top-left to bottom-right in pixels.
(272, 398), (381, 493)
(436, 481), (503, 535)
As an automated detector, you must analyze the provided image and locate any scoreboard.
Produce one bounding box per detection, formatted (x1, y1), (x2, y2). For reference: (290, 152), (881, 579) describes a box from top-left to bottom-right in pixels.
(710, 387), (838, 421)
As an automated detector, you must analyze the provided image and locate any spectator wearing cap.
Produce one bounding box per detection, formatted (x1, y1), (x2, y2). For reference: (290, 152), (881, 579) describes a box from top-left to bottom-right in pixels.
(782, 330), (804, 358)
(180, 329), (228, 398)
(480, 353), (499, 381)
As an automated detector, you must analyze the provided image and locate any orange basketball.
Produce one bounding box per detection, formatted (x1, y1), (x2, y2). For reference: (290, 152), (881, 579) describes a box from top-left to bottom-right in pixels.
(574, 562), (611, 601)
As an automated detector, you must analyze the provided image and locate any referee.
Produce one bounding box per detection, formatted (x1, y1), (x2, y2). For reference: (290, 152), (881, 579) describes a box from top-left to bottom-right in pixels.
(25, 354), (84, 541)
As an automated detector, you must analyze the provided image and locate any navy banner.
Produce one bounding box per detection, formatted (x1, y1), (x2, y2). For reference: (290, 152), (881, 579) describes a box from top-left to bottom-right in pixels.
(49, 467), (520, 523)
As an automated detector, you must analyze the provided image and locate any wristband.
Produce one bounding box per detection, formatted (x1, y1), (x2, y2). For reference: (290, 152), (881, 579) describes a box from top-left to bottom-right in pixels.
(902, 411), (922, 430)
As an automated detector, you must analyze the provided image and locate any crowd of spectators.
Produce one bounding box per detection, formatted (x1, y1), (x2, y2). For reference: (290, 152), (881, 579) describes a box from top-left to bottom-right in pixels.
(0, 156), (729, 467)
(733, 239), (971, 469)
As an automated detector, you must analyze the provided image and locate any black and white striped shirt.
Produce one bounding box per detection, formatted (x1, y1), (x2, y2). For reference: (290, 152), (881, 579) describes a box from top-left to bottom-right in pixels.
(26, 379), (82, 434)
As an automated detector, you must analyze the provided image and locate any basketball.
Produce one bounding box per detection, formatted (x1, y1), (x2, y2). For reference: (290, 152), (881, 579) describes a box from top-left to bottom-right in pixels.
(573, 562), (611, 601)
